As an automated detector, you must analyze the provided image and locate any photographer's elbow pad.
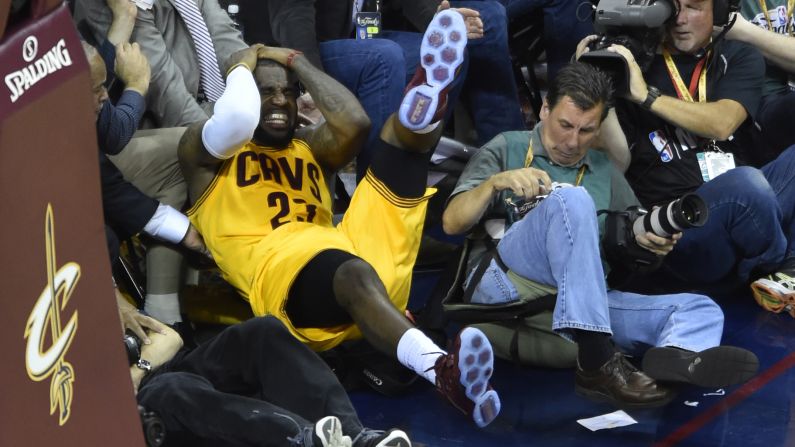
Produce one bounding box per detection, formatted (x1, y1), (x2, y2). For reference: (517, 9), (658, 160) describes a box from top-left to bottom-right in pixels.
(201, 66), (261, 160)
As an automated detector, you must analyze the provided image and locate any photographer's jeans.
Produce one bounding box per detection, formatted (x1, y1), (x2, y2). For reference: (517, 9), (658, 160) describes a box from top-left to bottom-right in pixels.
(469, 187), (724, 353)
(661, 145), (795, 286)
(470, 0), (595, 80)
(319, 39), (406, 181)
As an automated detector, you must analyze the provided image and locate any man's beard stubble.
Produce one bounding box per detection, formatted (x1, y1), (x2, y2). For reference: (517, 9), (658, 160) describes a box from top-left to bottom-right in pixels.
(252, 126), (296, 149)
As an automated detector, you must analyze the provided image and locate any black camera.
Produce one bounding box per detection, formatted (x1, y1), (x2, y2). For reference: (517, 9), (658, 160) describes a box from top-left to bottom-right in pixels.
(603, 193), (708, 271)
(632, 192), (709, 237)
(580, 0), (676, 95)
(138, 405), (166, 447)
(580, 0), (740, 95)
(505, 182), (573, 223)
(124, 330), (142, 365)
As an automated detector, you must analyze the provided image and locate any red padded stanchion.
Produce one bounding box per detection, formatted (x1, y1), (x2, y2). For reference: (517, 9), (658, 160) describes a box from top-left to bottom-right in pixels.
(0, 3), (145, 446)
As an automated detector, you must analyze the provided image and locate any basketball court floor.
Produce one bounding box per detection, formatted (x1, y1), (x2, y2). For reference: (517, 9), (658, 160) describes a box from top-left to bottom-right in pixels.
(348, 270), (795, 447)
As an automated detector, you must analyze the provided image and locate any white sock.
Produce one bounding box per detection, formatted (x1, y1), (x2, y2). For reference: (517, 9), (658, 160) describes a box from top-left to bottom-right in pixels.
(396, 328), (445, 384)
(144, 293), (182, 324)
(414, 121), (440, 134)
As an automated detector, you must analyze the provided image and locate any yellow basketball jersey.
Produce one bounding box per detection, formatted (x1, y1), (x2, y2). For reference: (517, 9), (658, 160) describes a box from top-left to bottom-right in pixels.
(188, 139), (333, 297)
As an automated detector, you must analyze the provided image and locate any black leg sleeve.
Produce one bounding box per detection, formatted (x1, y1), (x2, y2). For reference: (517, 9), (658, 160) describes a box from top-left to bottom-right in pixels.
(368, 139), (432, 199)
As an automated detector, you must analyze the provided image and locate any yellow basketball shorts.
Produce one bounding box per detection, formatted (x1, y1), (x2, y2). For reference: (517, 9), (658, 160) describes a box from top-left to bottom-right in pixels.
(247, 171), (435, 351)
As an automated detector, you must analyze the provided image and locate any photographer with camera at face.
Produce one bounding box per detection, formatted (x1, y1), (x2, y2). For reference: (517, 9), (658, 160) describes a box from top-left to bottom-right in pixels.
(442, 62), (758, 409)
(583, 0), (795, 317)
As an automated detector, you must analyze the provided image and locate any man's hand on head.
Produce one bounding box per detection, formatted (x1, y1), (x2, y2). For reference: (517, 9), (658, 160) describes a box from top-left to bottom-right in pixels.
(115, 42), (150, 95)
(257, 46), (303, 68)
(226, 44), (266, 74)
(437, 0), (484, 39)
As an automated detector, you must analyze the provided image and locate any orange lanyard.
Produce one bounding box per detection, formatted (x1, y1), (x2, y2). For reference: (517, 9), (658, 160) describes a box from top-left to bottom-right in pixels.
(758, 0), (795, 35)
(524, 137), (586, 186)
(662, 47), (708, 103)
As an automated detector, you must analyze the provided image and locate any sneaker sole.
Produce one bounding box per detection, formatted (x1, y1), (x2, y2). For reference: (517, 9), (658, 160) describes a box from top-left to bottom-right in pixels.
(642, 346), (759, 388)
(457, 327), (501, 427)
(315, 416), (351, 447)
(751, 279), (795, 315)
(372, 429), (411, 447)
(398, 9), (467, 131)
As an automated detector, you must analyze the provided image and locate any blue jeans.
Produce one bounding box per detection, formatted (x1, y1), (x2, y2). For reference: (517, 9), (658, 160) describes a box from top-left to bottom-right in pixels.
(470, 0), (595, 80)
(319, 39), (406, 181)
(469, 187), (724, 353)
(659, 146), (795, 286)
(381, 0), (525, 145)
(758, 90), (795, 156)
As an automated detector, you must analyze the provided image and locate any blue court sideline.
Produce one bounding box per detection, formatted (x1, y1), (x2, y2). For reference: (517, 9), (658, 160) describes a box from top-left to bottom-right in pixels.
(349, 270), (795, 447)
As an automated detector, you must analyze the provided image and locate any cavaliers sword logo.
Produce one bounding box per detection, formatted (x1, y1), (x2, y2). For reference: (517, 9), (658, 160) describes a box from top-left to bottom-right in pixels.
(24, 204), (80, 426)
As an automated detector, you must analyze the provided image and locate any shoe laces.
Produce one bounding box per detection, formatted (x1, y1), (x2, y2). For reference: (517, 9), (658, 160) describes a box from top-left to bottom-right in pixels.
(771, 271), (795, 291)
(608, 353), (638, 381)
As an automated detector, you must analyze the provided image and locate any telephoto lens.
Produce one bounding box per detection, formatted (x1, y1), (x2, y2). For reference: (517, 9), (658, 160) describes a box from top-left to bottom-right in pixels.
(632, 193), (709, 237)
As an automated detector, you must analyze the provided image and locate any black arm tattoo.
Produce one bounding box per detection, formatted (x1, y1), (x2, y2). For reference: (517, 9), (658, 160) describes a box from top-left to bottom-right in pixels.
(290, 55), (371, 172)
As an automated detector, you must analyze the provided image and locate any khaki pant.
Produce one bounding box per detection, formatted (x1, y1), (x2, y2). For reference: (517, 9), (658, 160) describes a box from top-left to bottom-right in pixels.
(473, 269), (577, 368)
(109, 127), (187, 295)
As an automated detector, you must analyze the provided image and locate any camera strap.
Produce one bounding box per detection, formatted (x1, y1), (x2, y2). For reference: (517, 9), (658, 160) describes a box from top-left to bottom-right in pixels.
(758, 0), (795, 36)
(662, 47), (708, 103)
(524, 137), (587, 186)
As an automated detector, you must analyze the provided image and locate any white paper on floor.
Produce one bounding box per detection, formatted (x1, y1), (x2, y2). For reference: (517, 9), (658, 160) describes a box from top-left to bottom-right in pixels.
(684, 400), (700, 407)
(577, 410), (638, 432)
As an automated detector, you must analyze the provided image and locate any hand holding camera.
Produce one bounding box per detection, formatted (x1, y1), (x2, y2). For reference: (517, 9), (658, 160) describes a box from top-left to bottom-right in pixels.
(604, 192), (709, 271)
(505, 182), (574, 222)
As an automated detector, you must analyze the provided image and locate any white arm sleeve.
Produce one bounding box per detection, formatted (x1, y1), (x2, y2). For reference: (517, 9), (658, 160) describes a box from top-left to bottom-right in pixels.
(201, 66), (261, 159)
(143, 204), (190, 244)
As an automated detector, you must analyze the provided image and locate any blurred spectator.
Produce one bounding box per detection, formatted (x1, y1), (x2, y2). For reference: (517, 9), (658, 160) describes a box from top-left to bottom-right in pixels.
(75, 0), (247, 127)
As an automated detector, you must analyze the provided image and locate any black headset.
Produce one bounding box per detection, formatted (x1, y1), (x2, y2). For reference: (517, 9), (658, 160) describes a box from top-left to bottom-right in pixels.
(713, 0), (741, 26)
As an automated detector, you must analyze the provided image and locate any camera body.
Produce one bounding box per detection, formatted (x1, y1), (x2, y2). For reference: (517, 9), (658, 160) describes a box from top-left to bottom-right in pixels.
(581, 0), (676, 95)
(580, 0), (740, 94)
(603, 205), (662, 271)
(505, 182), (573, 223)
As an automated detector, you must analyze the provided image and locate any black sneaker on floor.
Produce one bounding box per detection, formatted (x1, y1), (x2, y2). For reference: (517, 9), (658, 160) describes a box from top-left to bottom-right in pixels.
(351, 428), (411, 447)
(642, 346), (759, 388)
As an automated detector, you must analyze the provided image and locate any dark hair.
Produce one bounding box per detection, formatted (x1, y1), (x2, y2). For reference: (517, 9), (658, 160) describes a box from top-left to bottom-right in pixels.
(546, 62), (614, 120)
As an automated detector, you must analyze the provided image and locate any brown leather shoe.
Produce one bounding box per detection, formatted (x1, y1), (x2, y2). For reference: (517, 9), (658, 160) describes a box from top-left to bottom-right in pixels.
(575, 352), (674, 408)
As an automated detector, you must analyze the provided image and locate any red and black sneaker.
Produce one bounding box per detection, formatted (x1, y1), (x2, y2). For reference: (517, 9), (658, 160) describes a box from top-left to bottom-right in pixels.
(433, 327), (501, 428)
(398, 9), (468, 131)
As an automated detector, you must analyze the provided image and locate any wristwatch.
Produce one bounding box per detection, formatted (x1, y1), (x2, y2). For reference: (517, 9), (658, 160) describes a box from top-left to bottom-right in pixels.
(135, 358), (152, 374)
(641, 86), (661, 110)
